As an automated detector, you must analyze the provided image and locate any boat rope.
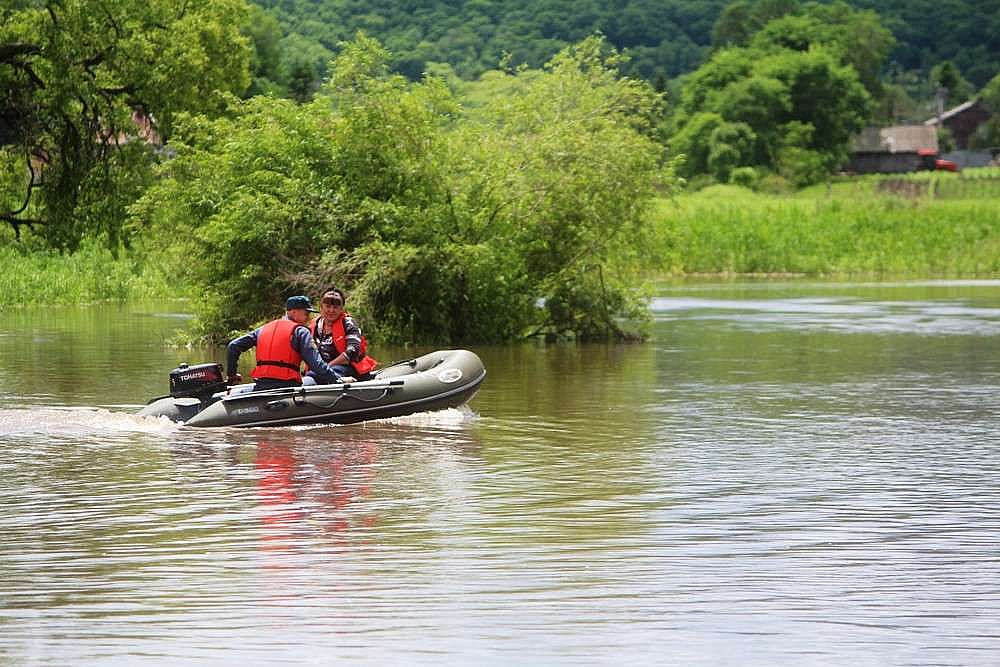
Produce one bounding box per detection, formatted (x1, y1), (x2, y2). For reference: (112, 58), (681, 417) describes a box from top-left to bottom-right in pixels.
(304, 388), (392, 410)
(372, 358), (418, 376)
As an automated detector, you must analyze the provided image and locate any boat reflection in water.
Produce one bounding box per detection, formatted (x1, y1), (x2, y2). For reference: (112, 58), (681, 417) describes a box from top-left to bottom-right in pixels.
(254, 437), (379, 552)
(184, 410), (482, 561)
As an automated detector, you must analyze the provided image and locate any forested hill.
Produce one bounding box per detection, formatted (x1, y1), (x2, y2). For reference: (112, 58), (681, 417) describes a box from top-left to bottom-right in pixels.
(252, 0), (1000, 87)
(850, 0), (1000, 87)
(253, 0), (727, 81)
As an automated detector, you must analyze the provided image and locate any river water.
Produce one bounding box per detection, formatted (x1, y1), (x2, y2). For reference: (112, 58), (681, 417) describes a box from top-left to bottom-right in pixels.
(1, 280), (999, 666)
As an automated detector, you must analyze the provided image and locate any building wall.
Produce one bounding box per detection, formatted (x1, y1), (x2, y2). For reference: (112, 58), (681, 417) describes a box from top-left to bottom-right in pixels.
(936, 101), (992, 149)
(941, 150), (997, 168)
(844, 152), (922, 174)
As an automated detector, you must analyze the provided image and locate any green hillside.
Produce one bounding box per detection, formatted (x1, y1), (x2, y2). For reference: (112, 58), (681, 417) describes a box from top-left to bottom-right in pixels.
(251, 0), (1000, 88)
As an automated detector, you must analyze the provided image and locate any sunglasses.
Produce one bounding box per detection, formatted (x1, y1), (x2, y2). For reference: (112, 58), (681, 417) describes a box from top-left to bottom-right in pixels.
(321, 297), (343, 306)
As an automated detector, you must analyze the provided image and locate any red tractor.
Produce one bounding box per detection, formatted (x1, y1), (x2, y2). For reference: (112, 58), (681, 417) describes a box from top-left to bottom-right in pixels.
(918, 147), (959, 172)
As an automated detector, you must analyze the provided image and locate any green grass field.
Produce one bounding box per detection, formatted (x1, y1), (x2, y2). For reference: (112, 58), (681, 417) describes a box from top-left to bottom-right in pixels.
(649, 171), (1000, 277)
(0, 237), (175, 308)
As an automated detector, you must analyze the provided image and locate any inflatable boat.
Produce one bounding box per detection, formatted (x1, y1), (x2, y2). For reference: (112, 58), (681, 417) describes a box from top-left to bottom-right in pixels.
(138, 349), (485, 428)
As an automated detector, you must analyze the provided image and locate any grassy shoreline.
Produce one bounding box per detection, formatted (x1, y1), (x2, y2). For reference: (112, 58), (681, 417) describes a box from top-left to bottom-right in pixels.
(3, 175), (999, 307)
(647, 180), (1000, 278)
(0, 238), (178, 308)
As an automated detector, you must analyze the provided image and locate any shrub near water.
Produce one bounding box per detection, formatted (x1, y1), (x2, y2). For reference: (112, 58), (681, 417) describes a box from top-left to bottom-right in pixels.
(651, 185), (1000, 276)
(131, 35), (668, 344)
(0, 237), (174, 307)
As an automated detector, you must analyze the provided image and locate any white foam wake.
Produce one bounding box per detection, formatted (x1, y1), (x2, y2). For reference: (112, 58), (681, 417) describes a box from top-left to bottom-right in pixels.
(0, 406), (181, 439)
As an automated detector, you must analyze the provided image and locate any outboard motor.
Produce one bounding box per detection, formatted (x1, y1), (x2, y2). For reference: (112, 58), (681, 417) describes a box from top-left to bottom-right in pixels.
(169, 362), (227, 400)
(138, 362), (228, 422)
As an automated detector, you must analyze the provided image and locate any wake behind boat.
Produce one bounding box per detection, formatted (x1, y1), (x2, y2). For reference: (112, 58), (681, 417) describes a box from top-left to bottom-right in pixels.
(139, 349), (485, 428)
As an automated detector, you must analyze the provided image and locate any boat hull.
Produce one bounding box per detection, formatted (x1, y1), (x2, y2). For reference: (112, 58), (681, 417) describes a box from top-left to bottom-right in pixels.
(138, 349), (485, 428)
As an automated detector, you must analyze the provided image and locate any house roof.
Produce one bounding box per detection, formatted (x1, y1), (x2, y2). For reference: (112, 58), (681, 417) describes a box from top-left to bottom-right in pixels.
(924, 98), (982, 125)
(851, 125), (938, 153)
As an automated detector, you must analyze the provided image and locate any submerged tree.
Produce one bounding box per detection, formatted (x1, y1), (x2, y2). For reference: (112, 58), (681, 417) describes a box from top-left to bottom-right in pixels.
(0, 0), (251, 249)
(132, 35), (672, 344)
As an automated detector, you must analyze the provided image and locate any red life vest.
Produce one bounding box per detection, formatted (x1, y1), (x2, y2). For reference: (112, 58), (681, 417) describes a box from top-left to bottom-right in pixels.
(312, 314), (378, 376)
(252, 319), (304, 382)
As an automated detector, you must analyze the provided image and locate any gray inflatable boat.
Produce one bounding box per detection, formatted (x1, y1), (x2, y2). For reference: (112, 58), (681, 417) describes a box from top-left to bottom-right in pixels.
(138, 349), (485, 428)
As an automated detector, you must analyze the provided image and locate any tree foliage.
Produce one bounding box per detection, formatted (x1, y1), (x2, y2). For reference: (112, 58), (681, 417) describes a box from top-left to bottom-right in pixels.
(244, 0), (999, 98)
(131, 35), (671, 344)
(0, 0), (251, 248)
(671, 46), (871, 183)
(971, 73), (1000, 149)
(748, 1), (894, 98)
(929, 61), (976, 110)
(670, 2), (880, 185)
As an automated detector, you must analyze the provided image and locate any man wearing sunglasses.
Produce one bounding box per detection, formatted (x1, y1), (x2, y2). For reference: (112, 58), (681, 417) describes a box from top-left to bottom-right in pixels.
(306, 288), (378, 384)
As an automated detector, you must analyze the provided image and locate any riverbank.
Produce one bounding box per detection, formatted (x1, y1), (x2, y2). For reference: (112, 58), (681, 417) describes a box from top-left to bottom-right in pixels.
(4, 177), (999, 308)
(648, 180), (1000, 277)
(0, 239), (176, 308)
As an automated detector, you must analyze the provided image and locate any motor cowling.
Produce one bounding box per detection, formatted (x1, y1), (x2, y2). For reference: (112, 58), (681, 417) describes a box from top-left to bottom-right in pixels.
(169, 362), (227, 399)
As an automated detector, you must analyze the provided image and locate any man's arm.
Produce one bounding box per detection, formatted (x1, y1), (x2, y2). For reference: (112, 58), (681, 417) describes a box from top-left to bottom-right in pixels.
(226, 330), (258, 378)
(291, 326), (339, 382)
(341, 315), (364, 362)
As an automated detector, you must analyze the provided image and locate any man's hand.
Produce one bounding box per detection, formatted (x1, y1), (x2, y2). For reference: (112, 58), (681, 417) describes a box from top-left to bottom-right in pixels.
(227, 373), (243, 385)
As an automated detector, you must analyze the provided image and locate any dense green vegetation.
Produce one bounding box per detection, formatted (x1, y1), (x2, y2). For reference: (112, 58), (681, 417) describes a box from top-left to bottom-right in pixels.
(240, 0), (999, 188)
(0, 0), (251, 250)
(249, 0), (725, 86)
(130, 36), (668, 343)
(6, 171), (997, 312)
(2, 0), (998, 344)
(247, 0), (1000, 92)
(652, 173), (1000, 276)
(668, 11), (881, 185)
(0, 236), (174, 306)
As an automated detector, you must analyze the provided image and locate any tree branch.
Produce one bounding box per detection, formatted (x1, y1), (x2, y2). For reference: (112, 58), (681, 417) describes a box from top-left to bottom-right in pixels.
(0, 43), (41, 63)
(1, 154), (46, 238)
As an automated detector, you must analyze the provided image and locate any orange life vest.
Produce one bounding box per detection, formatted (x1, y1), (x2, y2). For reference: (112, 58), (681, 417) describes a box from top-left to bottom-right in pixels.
(252, 319), (304, 382)
(312, 314), (378, 376)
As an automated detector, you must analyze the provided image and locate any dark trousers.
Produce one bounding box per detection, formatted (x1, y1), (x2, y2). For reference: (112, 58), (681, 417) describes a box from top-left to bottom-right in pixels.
(252, 378), (302, 392)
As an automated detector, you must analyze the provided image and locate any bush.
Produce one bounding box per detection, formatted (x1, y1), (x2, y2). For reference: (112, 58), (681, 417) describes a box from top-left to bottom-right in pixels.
(131, 35), (671, 343)
(729, 166), (758, 188)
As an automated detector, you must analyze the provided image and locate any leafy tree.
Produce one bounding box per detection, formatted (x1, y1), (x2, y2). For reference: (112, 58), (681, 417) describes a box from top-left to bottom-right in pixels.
(243, 4), (286, 97)
(929, 61), (975, 109)
(672, 46), (870, 184)
(969, 73), (1000, 149)
(0, 0), (251, 248)
(711, 0), (799, 49)
(669, 112), (725, 177)
(132, 35), (672, 343)
(675, 48), (753, 116)
(775, 120), (827, 186)
(672, 2), (880, 185)
(708, 121), (757, 182)
(277, 33), (334, 101)
(749, 1), (894, 98)
(445, 36), (669, 340)
(130, 95), (351, 337)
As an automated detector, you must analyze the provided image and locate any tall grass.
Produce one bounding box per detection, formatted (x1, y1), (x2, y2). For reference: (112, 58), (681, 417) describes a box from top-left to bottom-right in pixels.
(649, 184), (1000, 276)
(0, 236), (180, 307)
(819, 167), (1000, 200)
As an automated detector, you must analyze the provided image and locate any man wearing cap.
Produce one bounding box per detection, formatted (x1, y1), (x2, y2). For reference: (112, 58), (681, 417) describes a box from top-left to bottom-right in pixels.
(226, 295), (341, 391)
